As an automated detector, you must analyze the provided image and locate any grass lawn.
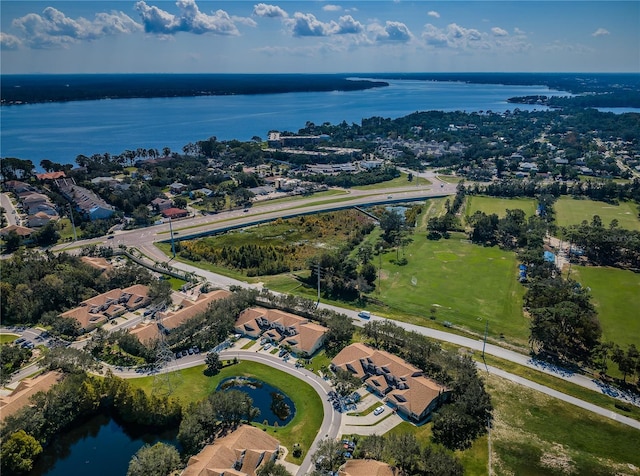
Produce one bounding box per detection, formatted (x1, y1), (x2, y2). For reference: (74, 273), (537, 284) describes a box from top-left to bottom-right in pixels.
(376, 420), (488, 476)
(369, 232), (529, 345)
(127, 361), (322, 465)
(436, 175), (464, 183)
(488, 373), (640, 475)
(567, 265), (640, 348)
(555, 197), (640, 231)
(167, 277), (188, 291)
(466, 195), (538, 219)
(351, 172), (431, 190)
(0, 333), (19, 344)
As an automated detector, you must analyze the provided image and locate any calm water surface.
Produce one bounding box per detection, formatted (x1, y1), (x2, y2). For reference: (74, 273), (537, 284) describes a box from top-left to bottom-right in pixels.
(29, 413), (178, 476)
(2, 80), (567, 165)
(217, 377), (296, 426)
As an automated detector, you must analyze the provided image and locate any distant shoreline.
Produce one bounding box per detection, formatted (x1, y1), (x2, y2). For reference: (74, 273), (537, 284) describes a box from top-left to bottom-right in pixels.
(2, 72), (638, 108)
(0, 74), (389, 106)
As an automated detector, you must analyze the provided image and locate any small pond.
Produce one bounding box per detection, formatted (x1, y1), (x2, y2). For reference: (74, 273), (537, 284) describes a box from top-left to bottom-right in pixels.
(217, 377), (296, 426)
(29, 413), (179, 476)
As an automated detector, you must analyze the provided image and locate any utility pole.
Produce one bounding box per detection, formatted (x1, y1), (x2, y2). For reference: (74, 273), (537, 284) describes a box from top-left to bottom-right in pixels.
(482, 320), (489, 372)
(378, 248), (382, 295)
(316, 262), (321, 307)
(68, 203), (77, 242)
(168, 217), (176, 258)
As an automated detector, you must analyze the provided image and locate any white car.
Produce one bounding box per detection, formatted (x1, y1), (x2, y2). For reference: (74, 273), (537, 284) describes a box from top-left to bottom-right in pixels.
(373, 406), (385, 416)
(263, 343), (271, 351)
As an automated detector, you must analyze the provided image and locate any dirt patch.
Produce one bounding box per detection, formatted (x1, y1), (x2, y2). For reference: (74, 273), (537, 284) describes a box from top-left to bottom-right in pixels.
(540, 443), (575, 474)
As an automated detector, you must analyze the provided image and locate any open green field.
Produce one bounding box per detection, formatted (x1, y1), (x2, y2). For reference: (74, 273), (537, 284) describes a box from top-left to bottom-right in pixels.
(370, 232), (529, 345)
(351, 172), (431, 190)
(555, 197), (640, 230)
(127, 360), (322, 465)
(568, 265), (640, 348)
(488, 373), (640, 476)
(466, 195), (538, 219)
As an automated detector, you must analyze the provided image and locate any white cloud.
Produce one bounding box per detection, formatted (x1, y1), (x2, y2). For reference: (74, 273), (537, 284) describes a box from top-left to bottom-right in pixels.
(371, 21), (413, 43)
(592, 28), (610, 37)
(422, 22), (529, 52)
(1, 32), (22, 50)
(335, 15), (365, 35)
(284, 12), (364, 37)
(253, 3), (288, 19)
(233, 16), (258, 27)
(427, 11), (440, 19)
(491, 27), (508, 37)
(135, 0), (242, 36)
(323, 5), (342, 12)
(11, 7), (141, 49)
(286, 12), (333, 36)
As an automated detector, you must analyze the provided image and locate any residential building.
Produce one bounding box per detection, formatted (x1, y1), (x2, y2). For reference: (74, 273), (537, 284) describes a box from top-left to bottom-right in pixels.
(161, 207), (189, 220)
(60, 284), (150, 332)
(182, 425), (280, 476)
(0, 372), (63, 422)
(150, 197), (173, 211)
(169, 182), (188, 194)
(235, 307), (328, 356)
(35, 171), (66, 181)
(331, 343), (450, 422)
(0, 224), (35, 238)
(130, 290), (232, 344)
(55, 178), (115, 221)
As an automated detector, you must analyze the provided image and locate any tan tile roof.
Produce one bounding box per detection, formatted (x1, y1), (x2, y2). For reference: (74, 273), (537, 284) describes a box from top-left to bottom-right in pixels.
(332, 344), (448, 421)
(159, 290), (231, 329)
(61, 285), (150, 330)
(182, 425), (279, 476)
(236, 307), (328, 355)
(0, 225), (36, 237)
(0, 371), (63, 421)
(339, 459), (397, 476)
(133, 290), (231, 344)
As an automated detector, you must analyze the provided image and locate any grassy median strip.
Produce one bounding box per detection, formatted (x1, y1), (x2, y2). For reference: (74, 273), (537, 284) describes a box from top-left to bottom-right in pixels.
(469, 350), (640, 422)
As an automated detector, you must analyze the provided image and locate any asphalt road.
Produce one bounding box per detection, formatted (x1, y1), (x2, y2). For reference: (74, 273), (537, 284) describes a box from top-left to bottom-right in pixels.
(1, 192), (19, 227)
(52, 183), (457, 254)
(107, 347), (338, 476)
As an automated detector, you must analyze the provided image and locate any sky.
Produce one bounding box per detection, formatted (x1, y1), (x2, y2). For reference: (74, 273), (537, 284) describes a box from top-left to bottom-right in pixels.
(1, 1), (638, 74)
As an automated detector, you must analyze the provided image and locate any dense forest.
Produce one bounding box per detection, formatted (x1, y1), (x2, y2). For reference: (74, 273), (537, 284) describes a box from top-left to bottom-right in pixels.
(0, 74), (388, 105)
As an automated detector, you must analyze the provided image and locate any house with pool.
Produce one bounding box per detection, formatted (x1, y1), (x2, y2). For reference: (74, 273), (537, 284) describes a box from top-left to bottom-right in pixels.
(331, 343), (450, 423)
(234, 307), (328, 357)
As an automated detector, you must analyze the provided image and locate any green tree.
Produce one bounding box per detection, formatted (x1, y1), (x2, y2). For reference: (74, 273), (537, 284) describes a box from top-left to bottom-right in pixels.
(148, 278), (173, 309)
(420, 445), (463, 476)
(386, 432), (420, 474)
(42, 347), (99, 373)
(330, 367), (361, 397)
(3, 230), (22, 254)
(431, 404), (477, 450)
(126, 442), (181, 476)
(0, 430), (43, 474)
(256, 460), (293, 476)
(32, 221), (60, 247)
(311, 437), (346, 473)
(204, 351), (222, 376)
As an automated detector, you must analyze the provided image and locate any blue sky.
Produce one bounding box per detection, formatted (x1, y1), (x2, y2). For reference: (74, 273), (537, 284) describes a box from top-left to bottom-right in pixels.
(1, 1), (638, 73)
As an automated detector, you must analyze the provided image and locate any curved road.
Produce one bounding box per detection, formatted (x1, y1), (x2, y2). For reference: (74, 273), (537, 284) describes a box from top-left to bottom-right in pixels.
(108, 348), (339, 476)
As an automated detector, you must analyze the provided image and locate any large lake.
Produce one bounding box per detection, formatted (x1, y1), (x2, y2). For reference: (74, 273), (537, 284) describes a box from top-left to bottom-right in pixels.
(1, 79), (568, 166)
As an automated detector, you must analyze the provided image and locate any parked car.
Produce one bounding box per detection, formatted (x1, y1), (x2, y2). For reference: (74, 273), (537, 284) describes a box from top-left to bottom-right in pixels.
(373, 406), (385, 416)
(263, 343), (272, 351)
